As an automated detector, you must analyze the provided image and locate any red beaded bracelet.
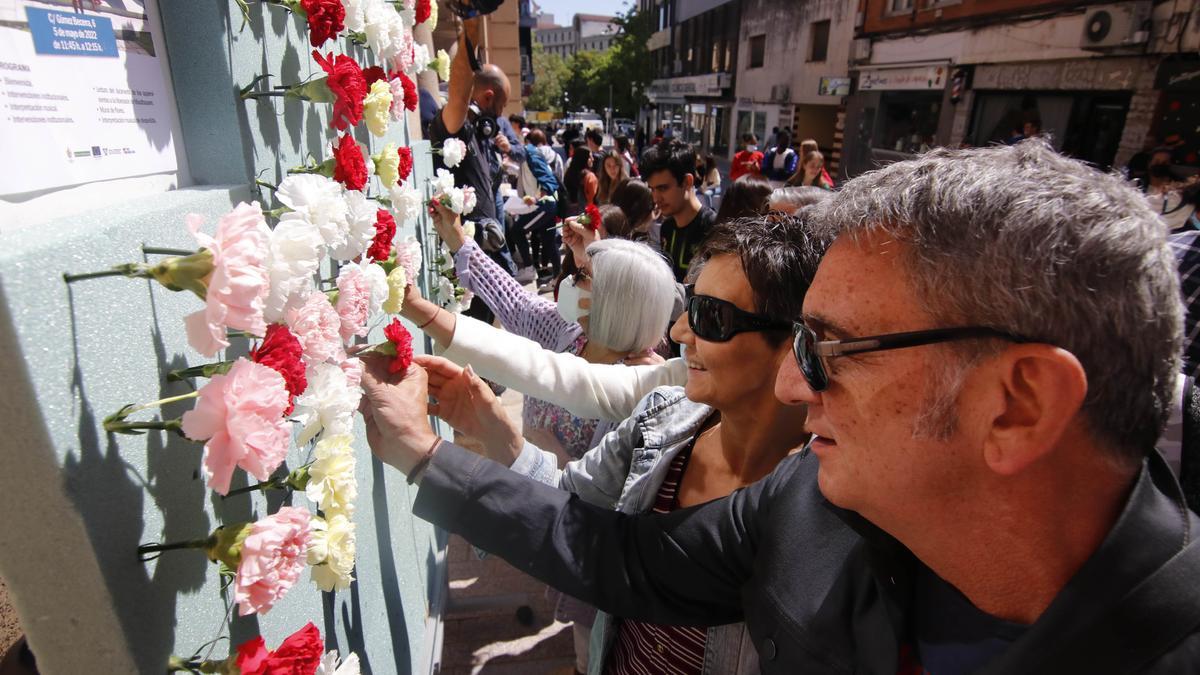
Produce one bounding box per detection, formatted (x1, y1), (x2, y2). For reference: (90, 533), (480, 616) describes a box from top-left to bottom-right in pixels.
(417, 307), (442, 330)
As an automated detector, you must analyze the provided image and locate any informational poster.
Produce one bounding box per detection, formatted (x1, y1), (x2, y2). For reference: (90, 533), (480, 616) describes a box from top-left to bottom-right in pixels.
(0, 0), (177, 196)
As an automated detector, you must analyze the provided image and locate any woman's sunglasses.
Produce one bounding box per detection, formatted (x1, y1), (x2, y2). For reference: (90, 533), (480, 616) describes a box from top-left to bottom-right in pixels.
(684, 285), (791, 342)
(791, 321), (1029, 392)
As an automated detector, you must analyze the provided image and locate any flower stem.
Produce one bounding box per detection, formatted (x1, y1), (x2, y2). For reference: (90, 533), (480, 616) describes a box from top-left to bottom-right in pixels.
(105, 418), (185, 435)
(142, 246), (194, 256)
(241, 90), (287, 100)
(167, 362), (234, 382)
(122, 391), (200, 416)
(223, 477), (282, 498)
(62, 269), (131, 282)
(254, 179), (279, 192)
(138, 537), (211, 561)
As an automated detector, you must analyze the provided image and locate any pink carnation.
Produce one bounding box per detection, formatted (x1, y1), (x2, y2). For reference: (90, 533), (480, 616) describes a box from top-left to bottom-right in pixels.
(286, 293), (345, 364)
(180, 358), (291, 496)
(339, 357), (363, 388)
(394, 238), (422, 284)
(335, 264), (371, 342)
(234, 507), (312, 616)
(184, 202), (272, 357)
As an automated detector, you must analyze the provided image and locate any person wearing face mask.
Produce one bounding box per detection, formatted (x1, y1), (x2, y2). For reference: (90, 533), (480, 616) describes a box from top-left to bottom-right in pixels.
(730, 133), (764, 182)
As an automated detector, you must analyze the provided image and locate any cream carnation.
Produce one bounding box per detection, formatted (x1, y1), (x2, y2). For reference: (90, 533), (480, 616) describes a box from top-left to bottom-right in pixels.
(432, 49), (450, 82)
(305, 434), (358, 515)
(375, 142), (400, 188)
(308, 512), (356, 593)
(363, 80), (393, 137)
(382, 265), (408, 314)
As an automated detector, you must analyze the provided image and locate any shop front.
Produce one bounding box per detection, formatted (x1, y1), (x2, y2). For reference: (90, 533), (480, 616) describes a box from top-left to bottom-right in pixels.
(647, 72), (734, 154)
(841, 63), (952, 178)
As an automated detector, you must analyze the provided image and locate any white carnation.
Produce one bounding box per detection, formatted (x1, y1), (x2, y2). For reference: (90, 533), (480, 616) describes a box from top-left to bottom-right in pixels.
(441, 138), (467, 168)
(411, 42), (431, 73)
(329, 190), (377, 262)
(431, 168), (456, 194)
(317, 651), (362, 675)
(263, 214), (325, 323)
(389, 181), (423, 223)
(277, 174), (350, 253)
(293, 362), (362, 446)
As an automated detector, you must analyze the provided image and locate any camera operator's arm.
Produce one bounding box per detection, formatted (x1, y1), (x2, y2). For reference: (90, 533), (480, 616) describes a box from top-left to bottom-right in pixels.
(440, 17), (481, 136)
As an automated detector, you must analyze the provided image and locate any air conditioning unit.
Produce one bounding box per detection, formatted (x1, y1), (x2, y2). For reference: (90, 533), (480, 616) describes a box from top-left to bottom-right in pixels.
(770, 85), (791, 103)
(851, 38), (872, 64)
(1081, 2), (1151, 49)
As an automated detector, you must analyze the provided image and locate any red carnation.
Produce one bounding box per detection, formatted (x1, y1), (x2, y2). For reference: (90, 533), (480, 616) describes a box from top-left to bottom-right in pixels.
(237, 622), (323, 675)
(582, 204), (602, 232)
(250, 324), (308, 415)
(332, 134), (368, 191)
(415, 0), (432, 24)
(398, 72), (418, 111)
(300, 0), (345, 47)
(383, 319), (414, 374)
(397, 146), (413, 182)
(362, 65), (387, 86)
(313, 50), (367, 131)
(367, 209), (397, 262)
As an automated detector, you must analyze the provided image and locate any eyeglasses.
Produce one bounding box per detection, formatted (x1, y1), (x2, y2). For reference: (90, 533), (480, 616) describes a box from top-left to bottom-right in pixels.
(791, 321), (1028, 392)
(684, 284), (791, 342)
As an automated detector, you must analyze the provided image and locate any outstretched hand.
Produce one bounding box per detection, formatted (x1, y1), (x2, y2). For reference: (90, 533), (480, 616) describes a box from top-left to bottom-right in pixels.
(429, 199), (467, 252)
(359, 354), (439, 474)
(418, 354), (524, 465)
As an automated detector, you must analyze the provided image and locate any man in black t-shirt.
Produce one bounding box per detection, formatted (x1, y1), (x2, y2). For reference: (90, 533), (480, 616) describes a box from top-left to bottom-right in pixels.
(427, 18), (513, 322)
(643, 140), (716, 283)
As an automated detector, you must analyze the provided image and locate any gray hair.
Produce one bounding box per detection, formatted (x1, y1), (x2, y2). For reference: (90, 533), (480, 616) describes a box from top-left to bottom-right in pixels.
(588, 239), (676, 353)
(769, 186), (832, 214)
(817, 139), (1182, 460)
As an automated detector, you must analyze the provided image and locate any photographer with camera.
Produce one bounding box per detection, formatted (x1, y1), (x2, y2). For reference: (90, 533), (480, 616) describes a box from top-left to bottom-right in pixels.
(428, 15), (514, 323)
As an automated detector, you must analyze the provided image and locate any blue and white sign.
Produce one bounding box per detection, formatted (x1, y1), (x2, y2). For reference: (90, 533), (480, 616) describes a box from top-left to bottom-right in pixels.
(26, 7), (118, 58)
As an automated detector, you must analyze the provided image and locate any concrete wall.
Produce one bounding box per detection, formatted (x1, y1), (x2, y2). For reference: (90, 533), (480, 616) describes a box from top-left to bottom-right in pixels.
(736, 0), (853, 106)
(0, 2), (448, 673)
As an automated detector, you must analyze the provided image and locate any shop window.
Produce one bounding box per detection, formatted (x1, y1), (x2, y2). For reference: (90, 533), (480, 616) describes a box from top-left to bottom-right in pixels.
(737, 110), (768, 146)
(809, 20), (830, 62)
(748, 35), (765, 69)
(968, 92), (1130, 170)
(872, 91), (942, 154)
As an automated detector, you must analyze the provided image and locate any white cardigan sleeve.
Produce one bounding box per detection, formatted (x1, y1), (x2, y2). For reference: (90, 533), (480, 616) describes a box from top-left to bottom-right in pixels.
(439, 315), (687, 421)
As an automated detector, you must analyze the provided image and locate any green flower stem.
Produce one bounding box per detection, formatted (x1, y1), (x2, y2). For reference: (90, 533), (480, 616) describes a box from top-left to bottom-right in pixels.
(223, 477), (285, 498)
(241, 90), (287, 100)
(62, 269), (131, 282)
(223, 465), (311, 498)
(105, 418), (185, 435)
(254, 179), (279, 192)
(138, 537), (211, 561)
(167, 361), (234, 382)
(142, 246), (194, 256)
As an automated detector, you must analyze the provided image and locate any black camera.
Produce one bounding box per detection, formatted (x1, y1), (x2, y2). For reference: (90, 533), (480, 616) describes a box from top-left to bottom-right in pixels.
(470, 103), (498, 141)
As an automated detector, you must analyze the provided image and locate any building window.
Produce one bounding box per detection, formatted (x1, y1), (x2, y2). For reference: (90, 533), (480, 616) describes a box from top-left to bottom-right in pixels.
(748, 34), (765, 69)
(809, 20), (830, 62)
(888, 0), (914, 13)
(872, 91), (942, 154)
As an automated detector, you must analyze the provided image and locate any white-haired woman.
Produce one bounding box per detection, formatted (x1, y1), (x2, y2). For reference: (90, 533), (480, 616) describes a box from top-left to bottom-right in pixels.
(427, 201), (675, 670)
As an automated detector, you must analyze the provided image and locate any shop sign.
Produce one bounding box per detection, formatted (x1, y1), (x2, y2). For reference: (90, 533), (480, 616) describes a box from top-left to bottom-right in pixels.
(1156, 60), (1200, 91)
(818, 76), (851, 96)
(858, 65), (946, 91)
(647, 73), (731, 99)
(646, 28), (671, 51)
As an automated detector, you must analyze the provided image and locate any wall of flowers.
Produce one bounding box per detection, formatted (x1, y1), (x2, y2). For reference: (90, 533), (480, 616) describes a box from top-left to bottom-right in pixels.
(0, 1), (464, 673)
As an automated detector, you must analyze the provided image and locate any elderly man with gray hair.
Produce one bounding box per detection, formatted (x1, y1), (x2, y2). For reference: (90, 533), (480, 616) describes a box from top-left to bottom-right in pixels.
(360, 140), (1200, 672)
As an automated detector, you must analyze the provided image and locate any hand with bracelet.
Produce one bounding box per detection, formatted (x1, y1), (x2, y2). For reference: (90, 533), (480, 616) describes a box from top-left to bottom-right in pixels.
(359, 353), (442, 480)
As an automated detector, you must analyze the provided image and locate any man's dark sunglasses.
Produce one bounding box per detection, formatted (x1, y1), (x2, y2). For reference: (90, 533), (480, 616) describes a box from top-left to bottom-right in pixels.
(684, 284), (791, 342)
(792, 322), (1029, 392)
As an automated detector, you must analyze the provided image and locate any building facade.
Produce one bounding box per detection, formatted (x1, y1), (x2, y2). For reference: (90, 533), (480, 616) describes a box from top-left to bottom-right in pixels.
(732, 0), (855, 168)
(642, 0), (742, 156)
(842, 0), (1200, 178)
(533, 13), (619, 59)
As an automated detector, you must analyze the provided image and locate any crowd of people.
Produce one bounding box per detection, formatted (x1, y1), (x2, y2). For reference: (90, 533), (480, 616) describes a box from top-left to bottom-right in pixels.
(397, 19), (1200, 674)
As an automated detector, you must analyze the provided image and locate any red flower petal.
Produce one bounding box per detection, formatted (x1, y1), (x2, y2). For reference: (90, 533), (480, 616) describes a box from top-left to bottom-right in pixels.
(251, 324), (308, 415)
(397, 146), (413, 182)
(235, 636), (270, 675)
(383, 319), (414, 375)
(584, 204), (602, 231)
(264, 622), (323, 674)
(332, 134), (368, 191)
(300, 0), (345, 47)
(367, 209), (397, 262)
(313, 50), (367, 130)
(416, 0), (432, 24)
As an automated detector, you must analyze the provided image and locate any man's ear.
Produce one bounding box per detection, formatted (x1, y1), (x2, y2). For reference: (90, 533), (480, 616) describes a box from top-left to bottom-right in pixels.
(981, 345), (1088, 476)
(682, 172), (695, 191)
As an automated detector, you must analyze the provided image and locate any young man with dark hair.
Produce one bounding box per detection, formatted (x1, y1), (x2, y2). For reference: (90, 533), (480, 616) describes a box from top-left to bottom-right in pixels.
(641, 140), (717, 283)
(585, 127), (605, 169)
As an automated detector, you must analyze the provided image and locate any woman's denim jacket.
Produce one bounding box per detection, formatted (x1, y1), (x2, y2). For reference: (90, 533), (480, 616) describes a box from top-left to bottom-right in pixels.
(509, 386), (760, 675)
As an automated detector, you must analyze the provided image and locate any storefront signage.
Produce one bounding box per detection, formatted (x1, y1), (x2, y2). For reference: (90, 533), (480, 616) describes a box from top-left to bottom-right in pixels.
(647, 73), (732, 100)
(818, 76), (851, 96)
(858, 65), (946, 91)
(1156, 60), (1200, 91)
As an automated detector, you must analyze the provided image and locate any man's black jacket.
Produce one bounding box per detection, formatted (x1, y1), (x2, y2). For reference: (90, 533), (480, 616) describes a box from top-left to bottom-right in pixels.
(414, 443), (1200, 672)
